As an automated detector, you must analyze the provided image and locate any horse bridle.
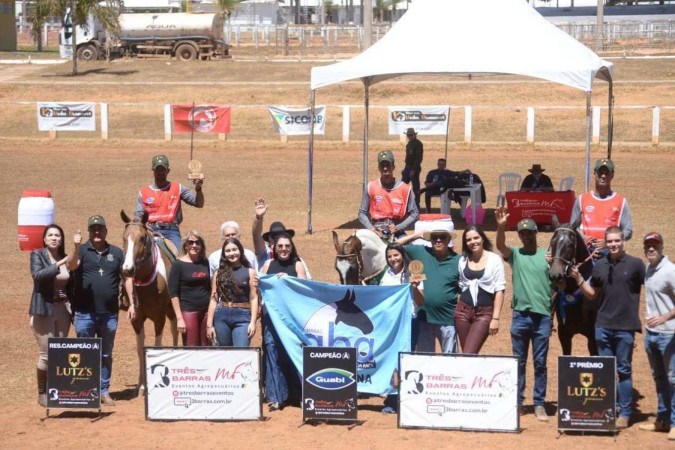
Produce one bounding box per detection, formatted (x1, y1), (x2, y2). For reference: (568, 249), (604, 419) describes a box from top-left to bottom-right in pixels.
(336, 250), (365, 284)
(550, 227), (578, 277)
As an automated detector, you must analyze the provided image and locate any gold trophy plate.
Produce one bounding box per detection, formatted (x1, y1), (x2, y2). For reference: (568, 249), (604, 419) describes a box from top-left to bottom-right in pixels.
(188, 159), (204, 180)
(409, 260), (426, 282)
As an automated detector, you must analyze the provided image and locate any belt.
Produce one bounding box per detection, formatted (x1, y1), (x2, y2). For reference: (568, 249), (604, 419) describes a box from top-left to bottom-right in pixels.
(150, 221), (177, 228)
(218, 301), (250, 309)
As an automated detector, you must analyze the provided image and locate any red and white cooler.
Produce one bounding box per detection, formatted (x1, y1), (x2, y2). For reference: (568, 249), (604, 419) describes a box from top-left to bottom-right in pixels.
(18, 190), (55, 251)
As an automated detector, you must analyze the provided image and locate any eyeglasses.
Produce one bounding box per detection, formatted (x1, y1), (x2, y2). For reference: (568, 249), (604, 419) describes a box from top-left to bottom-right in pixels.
(276, 244), (292, 249)
(187, 240), (202, 246)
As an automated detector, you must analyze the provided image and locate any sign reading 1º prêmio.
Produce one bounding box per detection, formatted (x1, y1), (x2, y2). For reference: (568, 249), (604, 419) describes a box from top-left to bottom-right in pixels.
(302, 347), (358, 422)
(558, 356), (616, 432)
(47, 337), (101, 409)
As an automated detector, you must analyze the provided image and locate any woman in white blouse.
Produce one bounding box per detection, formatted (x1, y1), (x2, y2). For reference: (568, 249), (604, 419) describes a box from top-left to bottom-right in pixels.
(455, 226), (506, 354)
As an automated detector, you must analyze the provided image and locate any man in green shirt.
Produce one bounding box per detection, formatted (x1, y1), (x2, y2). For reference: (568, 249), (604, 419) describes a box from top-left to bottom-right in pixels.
(399, 228), (460, 353)
(496, 207), (553, 421)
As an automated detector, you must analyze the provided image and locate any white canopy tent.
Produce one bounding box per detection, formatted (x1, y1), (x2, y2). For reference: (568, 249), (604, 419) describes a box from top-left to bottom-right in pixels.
(306, 0), (614, 233)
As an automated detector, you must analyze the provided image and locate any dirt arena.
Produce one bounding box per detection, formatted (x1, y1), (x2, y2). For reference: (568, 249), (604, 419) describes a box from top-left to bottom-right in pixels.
(0, 57), (674, 449)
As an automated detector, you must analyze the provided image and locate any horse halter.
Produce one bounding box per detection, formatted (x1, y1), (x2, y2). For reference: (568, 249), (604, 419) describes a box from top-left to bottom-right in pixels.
(336, 250), (364, 284)
(550, 227), (577, 277)
(124, 222), (154, 268)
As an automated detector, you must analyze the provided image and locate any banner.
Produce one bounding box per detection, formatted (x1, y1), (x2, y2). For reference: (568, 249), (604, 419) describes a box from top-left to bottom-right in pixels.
(47, 337), (101, 409)
(260, 276), (412, 394)
(145, 348), (262, 421)
(37, 102), (96, 131)
(268, 105), (326, 135)
(558, 356), (616, 432)
(303, 347), (358, 421)
(399, 353), (519, 432)
(172, 104), (231, 134)
(387, 105), (449, 135)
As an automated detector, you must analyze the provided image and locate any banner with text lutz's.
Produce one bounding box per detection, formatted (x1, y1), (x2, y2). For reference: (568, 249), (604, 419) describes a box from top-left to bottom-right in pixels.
(388, 105), (449, 135)
(399, 353), (519, 432)
(145, 348), (262, 421)
(47, 337), (101, 409)
(268, 105), (326, 135)
(37, 102), (96, 131)
(260, 276), (412, 395)
(172, 104), (231, 134)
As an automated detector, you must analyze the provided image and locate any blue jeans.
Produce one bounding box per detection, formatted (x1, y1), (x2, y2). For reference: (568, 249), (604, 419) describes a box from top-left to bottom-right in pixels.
(262, 309), (289, 404)
(595, 327), (635, 419)
(73, 312), (118, 396)
(510, 310), (551, 407)
(415, 319), (457, 353)
(213, 305), (251, 347)
(150, 223), (182, 251)
(645, 330), (675, 426)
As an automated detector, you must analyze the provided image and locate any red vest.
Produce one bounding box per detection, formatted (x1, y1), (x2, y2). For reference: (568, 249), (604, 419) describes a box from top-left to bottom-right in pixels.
(368, 180), (411, 221)
(579, 191), (625, 239)
(140, 182), (181, 223)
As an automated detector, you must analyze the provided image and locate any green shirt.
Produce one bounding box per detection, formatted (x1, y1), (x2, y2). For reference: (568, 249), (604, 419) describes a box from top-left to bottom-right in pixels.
(404, 245), (460, 325)
(507, 246), (552, 316)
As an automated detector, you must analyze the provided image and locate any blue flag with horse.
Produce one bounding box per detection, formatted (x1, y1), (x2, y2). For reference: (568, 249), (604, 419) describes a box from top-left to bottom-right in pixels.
(260, 275), (412, 394)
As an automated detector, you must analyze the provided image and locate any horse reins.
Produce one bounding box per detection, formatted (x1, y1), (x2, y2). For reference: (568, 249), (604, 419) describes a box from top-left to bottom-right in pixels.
(550, 226), (593, 277)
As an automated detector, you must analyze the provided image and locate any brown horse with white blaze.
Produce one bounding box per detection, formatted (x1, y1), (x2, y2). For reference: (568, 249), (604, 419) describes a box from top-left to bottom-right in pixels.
(120, 210), (178, 393)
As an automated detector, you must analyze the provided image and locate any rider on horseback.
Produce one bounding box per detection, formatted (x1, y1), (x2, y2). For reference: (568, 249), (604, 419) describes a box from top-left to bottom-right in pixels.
(358, 149), (419, 241)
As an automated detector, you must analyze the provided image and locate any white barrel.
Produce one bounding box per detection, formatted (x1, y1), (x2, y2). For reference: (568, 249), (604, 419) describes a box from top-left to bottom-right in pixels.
(413, 214), (454, 248)
(18, 190), (55, 251)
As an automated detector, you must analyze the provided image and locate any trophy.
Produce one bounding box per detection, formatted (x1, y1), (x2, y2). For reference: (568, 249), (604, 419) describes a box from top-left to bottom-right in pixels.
(188, 159), (204, 181)
(409, 260), (426, 282)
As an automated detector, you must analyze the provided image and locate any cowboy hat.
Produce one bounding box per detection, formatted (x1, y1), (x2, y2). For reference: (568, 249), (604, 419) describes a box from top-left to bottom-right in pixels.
(528, 164), (545, 173)
(262, 221), (295, 241)
(404, 127), (417, 136)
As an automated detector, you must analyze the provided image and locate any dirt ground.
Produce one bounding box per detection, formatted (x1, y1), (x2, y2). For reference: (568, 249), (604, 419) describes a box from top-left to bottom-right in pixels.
(0, 56), (674, 449)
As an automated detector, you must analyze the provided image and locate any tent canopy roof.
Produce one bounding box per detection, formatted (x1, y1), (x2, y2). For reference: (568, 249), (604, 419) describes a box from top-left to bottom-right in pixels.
(310, 0), (613, 92)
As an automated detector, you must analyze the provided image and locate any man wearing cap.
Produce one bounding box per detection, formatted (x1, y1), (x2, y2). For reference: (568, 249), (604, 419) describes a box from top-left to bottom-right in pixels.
(639, 232), (675, 440)
(135, 154), (204, 251)
(398, 227), (460, 353)
(70, 215), (129, 406)
(496, 207), (553, 421)
(520, 164), (553, 193)
(401, 128), (424, 208)
(572, 225), (645, 429)
(570, 158), (633, 255)
(252, 197), (311, 278)
(359, 149), (419, 240)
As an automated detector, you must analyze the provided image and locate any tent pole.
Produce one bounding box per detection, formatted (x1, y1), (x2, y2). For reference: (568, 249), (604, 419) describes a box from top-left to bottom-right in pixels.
(584, 91), (592, 192)
(307, 89), (316, 234)
(444, 106), (450, 160)
(607, 81), (614, 159)
(363, 79), (370, 196)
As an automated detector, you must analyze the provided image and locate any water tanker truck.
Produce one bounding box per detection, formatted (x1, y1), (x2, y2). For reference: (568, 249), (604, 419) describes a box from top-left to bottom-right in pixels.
(60, 12), (229, 61)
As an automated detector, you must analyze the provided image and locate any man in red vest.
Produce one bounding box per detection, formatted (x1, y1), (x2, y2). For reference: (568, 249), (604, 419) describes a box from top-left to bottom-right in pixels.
(135, 154), (204, 250)
(358, 149), (419, 239)
(570, 158), (633, 257)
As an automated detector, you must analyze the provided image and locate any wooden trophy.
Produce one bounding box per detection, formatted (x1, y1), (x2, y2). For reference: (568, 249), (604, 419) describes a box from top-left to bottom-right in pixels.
(408, 260), (427, 282)
(188, 159), (204, 181)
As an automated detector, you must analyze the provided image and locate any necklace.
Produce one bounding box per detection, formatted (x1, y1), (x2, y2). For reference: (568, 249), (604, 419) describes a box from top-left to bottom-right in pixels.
(96, 250), (105, 276)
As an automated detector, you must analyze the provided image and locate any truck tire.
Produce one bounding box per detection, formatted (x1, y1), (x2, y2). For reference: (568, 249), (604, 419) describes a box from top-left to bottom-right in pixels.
(175, 44), (197, 62)
(77, 44), (99, 61)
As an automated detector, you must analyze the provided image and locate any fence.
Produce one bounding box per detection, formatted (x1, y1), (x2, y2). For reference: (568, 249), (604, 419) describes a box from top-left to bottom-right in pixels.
(13, 20), (675, 56)
(2, 101), (672, 145)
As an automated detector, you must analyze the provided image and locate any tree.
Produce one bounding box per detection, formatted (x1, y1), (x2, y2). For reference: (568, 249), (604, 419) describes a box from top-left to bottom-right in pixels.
(215, 0), (243, 16)
(374, 0), (386, 22)
(31, 0), (121, 76)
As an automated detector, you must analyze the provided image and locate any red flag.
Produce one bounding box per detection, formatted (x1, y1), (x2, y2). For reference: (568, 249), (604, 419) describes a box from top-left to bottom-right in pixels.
(172, 104), (231, 134)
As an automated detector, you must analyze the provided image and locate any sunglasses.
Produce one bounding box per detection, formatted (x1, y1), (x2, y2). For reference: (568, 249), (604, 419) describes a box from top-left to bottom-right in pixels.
(276, 244), (292, 249)
(430, 234), (448, 241)
(187, 240), (202, 246)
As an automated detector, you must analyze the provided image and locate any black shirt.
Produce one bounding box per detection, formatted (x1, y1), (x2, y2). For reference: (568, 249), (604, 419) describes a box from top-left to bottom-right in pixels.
(267, 258), (298, 277)
(590, 253), (645, 331)
(169, 259), (210, 312)
(73, 241), (124, 314)
(405, 138), (423, 168)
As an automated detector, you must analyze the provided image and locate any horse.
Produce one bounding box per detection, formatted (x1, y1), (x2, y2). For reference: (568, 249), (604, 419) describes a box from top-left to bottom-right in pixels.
(120, 210), (178, 393)
(332, 229), (387, 285)
(549, 224), (598, 356)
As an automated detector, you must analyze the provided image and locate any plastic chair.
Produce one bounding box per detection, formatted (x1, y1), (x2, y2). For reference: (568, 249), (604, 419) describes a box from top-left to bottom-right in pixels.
(496, 173), (522, 207)
(558, 176), (575, 191)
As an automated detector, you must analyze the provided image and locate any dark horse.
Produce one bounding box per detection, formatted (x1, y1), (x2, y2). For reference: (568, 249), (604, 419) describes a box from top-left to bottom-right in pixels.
(549, 224), (598, 356)
(120, 210), (178, 393)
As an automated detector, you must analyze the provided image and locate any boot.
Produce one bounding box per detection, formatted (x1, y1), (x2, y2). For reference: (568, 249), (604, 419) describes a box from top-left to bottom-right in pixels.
(37, 368), (47, 407)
